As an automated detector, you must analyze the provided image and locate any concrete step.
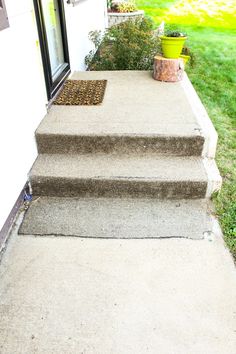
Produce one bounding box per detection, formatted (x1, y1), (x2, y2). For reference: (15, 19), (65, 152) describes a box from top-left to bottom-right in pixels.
(19, 197), (213, 240)
(36, 133), (205, 156)
(35, 71), (218, 158)
(29, 153), (221, 199)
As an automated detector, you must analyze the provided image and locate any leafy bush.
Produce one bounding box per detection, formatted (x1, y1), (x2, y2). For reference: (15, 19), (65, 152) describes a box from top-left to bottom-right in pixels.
(85, 17), (160, 71)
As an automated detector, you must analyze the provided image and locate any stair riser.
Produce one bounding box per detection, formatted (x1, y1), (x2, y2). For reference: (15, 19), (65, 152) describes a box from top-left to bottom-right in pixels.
(36, 134), (204, 156)
(30, 177), (207, 199)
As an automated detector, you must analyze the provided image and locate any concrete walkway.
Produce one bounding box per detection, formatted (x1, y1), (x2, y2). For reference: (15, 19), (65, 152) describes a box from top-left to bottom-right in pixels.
(0, 71), (235, 353)
(0, 217), (236, 354)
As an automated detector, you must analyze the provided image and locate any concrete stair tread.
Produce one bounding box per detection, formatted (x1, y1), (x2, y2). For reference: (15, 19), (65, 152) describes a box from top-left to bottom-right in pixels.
(35, 71), (219, 157)
(30, 72), (221, 198)
(37, 122), (201, 137)
(37, 71), (201, 137)
(30, 153), (207, 182)
(19, 197), (213, 240)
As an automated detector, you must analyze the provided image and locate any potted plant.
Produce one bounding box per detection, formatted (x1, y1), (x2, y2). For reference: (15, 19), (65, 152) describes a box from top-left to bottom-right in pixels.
(160, 30), (187, 59)
(117, 0), (137, 13)
(107, 0), (144, 28)
(180, 45), (193, 65)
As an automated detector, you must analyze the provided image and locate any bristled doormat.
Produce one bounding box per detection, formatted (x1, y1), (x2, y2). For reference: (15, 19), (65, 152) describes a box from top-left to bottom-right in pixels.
(53, 79), (107, 105)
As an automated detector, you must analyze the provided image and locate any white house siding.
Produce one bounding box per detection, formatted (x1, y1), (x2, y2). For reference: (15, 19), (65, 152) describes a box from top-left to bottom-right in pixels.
(66, 0), (108, 71)
(0, 0), (107, 230)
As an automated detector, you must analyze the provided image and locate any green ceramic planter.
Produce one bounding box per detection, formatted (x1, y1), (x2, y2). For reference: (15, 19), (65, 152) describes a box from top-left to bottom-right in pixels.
(160, 36), (187, 59)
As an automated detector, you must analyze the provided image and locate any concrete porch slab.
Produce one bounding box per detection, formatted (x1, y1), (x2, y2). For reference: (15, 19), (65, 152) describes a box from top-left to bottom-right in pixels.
(0, 219), (236, 354)
(36, 71), (217, 157)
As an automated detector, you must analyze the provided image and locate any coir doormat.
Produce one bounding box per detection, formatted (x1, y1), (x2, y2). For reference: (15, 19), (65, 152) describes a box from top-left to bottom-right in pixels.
(53, 79), (107, 105)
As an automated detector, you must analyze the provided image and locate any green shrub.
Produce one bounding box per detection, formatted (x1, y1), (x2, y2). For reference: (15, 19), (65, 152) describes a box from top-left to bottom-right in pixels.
(85, 17), (161, 71)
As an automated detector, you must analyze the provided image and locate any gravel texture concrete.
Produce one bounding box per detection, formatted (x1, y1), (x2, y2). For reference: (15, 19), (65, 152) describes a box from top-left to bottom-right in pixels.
(1, 217), (236, 354)
(31, 71), (222, 200)
(31, 154), (207, 180)
(30, 153), (209, 198)
(36, 71), (208, 156)
(37, 71), (200, 135)
(19, 197), (212, 239)
(36, 134), (205, 156)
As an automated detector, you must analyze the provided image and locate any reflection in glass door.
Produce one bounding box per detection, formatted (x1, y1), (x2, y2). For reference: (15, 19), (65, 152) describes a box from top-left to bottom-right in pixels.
(41, 0), (65, 80)
(34, 0), (70, 100)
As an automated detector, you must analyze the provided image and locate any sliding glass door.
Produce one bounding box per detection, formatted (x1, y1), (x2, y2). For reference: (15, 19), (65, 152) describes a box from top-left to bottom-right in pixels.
(34, 0), (70, 100)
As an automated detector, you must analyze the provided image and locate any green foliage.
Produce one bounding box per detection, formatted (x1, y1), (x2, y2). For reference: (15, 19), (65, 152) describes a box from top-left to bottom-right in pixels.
(86, 30), (103, 49)
(85, 17), (160, 71)
(166, 31), (186, 37)
(185, 28), (236, 258)
(163, 23), (187, 36)
(136, 0), (236, 259)
(136, 0), (236, 30)
(118, 1), (137, 13)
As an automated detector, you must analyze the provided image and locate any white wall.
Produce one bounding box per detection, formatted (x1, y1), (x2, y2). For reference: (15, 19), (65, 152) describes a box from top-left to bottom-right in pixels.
(0, 0), (107, 230)
(65, 0), (108, 71)
(0, 0), (48, 230)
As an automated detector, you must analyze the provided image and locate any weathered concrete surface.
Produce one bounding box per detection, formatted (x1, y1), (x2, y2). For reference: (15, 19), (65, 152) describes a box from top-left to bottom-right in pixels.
(36, 134), (205, 156)
(31, 71), (222, 200)
(30, 154), (210, 198)
(1, 219), (236, 354)
(36, 71), (210, 157)
(19, 197), (212, 239)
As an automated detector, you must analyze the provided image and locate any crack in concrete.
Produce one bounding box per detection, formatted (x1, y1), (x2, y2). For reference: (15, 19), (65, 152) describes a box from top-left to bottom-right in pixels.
(19, 233), (205, 240)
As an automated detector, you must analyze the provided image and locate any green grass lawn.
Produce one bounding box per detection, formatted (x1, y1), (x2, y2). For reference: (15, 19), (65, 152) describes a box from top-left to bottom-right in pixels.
(137, 0), (236, 256)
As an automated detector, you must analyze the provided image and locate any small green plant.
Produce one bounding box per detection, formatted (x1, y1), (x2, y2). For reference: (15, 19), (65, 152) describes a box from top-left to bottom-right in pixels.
(163, 24), (187, 37)
(85, 17), (160, 71)
(118, 1), (137, 13)
(166, 30), (187, 37)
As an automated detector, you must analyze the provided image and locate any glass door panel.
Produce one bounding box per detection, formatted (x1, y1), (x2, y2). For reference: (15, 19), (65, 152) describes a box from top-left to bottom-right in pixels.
(41, 0), (65, 81)
(34, 0), (70, 100)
